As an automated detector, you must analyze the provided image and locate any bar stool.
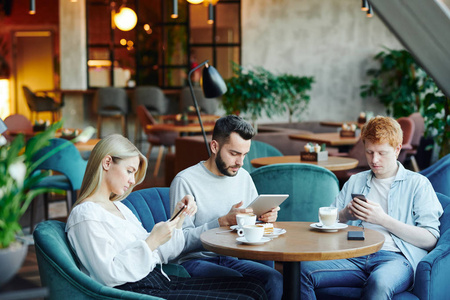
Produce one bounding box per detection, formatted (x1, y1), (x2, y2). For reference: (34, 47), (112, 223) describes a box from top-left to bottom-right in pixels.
(96, 87), (129, 138)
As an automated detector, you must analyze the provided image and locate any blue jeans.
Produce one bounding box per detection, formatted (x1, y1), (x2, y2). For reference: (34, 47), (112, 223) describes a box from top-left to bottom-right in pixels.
(301, 251), (414, 300)
(182, 256), (283, 300)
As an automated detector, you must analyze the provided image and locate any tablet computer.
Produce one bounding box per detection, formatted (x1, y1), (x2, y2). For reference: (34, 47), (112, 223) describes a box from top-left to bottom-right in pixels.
(245, 194), (289, 217)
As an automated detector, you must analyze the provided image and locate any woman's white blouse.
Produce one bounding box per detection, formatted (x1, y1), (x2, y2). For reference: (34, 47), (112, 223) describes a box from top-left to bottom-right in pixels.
(65, 201), (184, 287)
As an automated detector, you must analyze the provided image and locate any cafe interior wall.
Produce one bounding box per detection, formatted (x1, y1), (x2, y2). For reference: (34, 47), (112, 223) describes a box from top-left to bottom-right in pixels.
(241, 0), (403, 124)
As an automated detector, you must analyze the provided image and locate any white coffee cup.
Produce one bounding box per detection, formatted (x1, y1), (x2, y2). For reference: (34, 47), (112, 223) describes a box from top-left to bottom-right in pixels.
(319, 207), (338, 227)
(238, 224), (264, 243)
(236, 213), (257, 228)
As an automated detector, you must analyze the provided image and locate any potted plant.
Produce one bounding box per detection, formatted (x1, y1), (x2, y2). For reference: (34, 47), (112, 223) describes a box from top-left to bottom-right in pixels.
(221, 62), (283, 131)
(360, 47), (449, 158)
(277, 74), (314, 123)
(0, 122), (95, 286)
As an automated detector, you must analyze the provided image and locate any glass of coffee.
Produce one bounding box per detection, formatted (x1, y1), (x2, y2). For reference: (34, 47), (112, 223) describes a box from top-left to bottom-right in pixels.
(319, 207), (338, 227)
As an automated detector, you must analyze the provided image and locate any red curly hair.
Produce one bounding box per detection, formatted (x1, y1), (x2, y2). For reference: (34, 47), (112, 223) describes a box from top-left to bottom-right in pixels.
(361, 116), (403, 148)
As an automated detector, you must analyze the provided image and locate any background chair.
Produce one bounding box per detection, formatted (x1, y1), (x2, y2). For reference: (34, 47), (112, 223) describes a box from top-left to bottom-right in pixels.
(180, 86), (219, 115)
(396, 117), (415, 164)
(331, 138), (370, 187)
(316, 192), (450, 300)
(407, 112), (428, 171)
(22, 85), (62, 123)
(136, 105), (178, 177)
(242, 140), (283, 173)
(30, 138), (87, 231)
(134, 86), (169, 144)
(250, 163), (340, 222)
(33, 187), (189, 300)
(2, 113), (33, 141)
(420, 154), (450, 197)
(96, 87), (128, 138)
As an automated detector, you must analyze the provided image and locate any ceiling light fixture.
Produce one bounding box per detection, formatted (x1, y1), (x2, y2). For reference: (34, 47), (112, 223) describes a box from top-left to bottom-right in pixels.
(171, 0), (178, 18)
(207, 3), (214, 25)
(367, 3), (373, 17)
(187, 0), (204, 4)
(361, 0), (369, 12)
(114, 6), (137, 31)
(29, 0), (36, 14)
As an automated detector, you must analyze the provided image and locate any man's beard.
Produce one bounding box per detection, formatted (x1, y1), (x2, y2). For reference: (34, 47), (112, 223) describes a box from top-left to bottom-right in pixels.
(215, 149), (240, 177)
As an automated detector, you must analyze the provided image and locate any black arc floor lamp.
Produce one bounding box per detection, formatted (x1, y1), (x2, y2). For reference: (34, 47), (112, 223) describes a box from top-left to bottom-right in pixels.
(188, 60), (227, 157)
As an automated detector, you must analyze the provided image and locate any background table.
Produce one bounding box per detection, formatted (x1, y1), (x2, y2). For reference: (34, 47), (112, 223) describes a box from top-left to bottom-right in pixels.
(250, 156), (358, 171)
(201, 222), (384, 300)
(289, 132), (359, 147)
(146, 123), (215, 134)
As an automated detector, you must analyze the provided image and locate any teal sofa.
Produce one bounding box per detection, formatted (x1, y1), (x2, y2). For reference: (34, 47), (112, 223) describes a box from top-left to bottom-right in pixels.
(315, 192), (450, 300)
(33, 187), (189, 299)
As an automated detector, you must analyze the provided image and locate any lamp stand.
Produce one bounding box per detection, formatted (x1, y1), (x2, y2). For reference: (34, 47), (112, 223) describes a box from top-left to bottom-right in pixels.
(188, 60), (211, 157)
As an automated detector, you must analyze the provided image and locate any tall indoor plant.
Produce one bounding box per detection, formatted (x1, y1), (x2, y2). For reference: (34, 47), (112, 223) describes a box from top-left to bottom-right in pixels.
(0, 122), (94, 286)
(360, 47), (449, 158)
(277, 74), (314, 123)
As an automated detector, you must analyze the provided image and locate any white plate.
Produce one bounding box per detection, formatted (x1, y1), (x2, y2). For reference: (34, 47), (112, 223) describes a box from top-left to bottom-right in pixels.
(310, 223), (348, 232)
(236, 237), (272, 245)
(264, 228), (286, 238)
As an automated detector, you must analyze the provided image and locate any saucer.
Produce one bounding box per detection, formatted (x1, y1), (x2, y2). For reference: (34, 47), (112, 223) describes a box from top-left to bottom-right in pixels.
(264, 228), (286, 238)
(310, 223), (348, 232)
(236, 237), (271, 245)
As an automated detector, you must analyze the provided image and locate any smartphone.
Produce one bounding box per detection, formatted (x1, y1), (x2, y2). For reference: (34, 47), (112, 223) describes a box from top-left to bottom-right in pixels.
(351, 193), (367, 202)
(170, 205), (186, 221)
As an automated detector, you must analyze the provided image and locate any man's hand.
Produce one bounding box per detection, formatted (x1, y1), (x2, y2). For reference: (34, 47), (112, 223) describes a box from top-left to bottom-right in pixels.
(259, 206), (280, 223)
(218, 201), (253, 226)
(349, 198), (387, 225)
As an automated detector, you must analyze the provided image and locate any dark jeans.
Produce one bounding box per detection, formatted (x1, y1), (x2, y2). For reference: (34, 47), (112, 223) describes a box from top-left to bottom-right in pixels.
(182, 256), (283, 300)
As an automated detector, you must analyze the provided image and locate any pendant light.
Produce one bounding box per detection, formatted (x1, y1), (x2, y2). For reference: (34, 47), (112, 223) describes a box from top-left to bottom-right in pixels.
(361, 0), (369, 12)
(367, 3), (373, 18)
(29, 0), (36, 14)
(114, 6), (137, 31)
(207, 3), (214, 24)
(187, 0), (204, 3)
(171, 0), (178, 18)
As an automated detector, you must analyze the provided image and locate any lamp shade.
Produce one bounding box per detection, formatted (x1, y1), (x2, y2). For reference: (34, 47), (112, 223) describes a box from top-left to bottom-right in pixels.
(202, 65), (227, 98)
(0, 118), (7, 134)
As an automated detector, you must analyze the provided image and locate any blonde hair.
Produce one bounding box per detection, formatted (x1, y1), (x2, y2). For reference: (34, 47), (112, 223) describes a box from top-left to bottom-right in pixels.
(361, 116), (403, 148)
(74, 134), (147, 207)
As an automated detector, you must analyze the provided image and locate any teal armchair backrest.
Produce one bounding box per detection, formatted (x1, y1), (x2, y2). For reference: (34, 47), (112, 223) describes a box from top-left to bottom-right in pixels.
(251, 163), (340, 222)
(420, 154), (450, 197)
(243, 140), (283, 173)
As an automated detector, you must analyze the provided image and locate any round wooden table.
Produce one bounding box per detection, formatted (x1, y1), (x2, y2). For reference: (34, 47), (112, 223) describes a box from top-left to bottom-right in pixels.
(250, 156), (359, 171)
(201, 222), (385, 300)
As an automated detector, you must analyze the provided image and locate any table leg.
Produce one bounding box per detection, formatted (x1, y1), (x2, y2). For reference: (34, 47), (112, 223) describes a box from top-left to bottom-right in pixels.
(282, 261), (300, 300)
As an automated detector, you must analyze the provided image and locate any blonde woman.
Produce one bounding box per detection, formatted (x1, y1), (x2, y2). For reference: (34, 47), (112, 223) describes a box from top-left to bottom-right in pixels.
(66, 134), (267, 300)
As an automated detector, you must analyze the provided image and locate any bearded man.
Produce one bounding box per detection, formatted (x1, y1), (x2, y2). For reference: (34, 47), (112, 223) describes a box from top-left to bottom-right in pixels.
(170, 115), (283, 300)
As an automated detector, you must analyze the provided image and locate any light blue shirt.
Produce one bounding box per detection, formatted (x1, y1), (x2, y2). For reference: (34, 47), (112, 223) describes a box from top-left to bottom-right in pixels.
(333, 162), (443, 271)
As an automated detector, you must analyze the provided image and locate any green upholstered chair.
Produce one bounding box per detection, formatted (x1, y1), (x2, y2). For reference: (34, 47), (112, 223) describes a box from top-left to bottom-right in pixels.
(243, 140), (283, 173)
(33, 187), (189, 299)
(250, 163), (340, 222)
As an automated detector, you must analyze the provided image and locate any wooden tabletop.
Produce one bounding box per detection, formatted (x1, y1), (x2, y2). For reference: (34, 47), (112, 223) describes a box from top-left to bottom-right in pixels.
(250, 156), (359, 171)
(289, 132), (359, 146)
(158, 114), (220, 124)
(74, 139), (100, 152)
(320, 121), (363, 128)
(146, 123), (215, 133)
(201, 222), (384, 262)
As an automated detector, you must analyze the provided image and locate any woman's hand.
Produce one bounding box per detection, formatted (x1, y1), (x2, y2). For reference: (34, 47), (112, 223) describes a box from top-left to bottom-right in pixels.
(146, 220), (178, 251)
(171, 195), (197, 228)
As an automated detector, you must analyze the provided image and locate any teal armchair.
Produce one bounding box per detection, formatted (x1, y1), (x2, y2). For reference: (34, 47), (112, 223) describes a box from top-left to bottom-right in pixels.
(243, 140), (283, 173)
(250, 163), (340, 222)
(33, 187), (189, 299)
